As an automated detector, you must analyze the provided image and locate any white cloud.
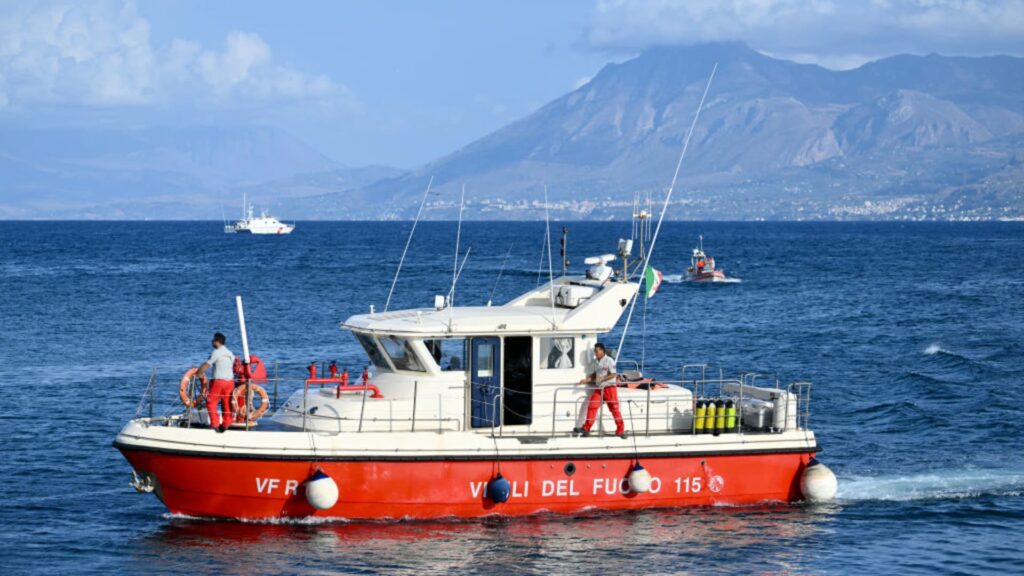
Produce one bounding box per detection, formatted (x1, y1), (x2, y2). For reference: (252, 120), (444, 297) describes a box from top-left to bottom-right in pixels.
(0, 1), (351, 109)
(586, 0), (1024, 68)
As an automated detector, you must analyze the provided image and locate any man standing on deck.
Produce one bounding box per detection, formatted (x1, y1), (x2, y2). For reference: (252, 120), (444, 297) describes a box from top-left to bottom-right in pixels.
(575, 343), (627, 439)
(195, 332), (235, 433)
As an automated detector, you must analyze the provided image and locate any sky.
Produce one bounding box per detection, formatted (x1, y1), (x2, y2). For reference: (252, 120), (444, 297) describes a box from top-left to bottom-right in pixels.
(1, 0), (1022, 168)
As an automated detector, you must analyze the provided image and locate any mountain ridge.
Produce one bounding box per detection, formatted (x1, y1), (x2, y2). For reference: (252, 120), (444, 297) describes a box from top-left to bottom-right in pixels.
(2, 42), (1022, 220)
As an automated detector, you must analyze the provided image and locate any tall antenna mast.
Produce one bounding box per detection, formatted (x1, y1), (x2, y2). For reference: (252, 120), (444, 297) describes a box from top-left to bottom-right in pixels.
(448, 184), (465, 331)
(385, 176), (433, 312)
(488, 243), (514, 307)
(544, 185), (557, 328)
(560, 226), (569, 275)
(616, 64), (718, 359)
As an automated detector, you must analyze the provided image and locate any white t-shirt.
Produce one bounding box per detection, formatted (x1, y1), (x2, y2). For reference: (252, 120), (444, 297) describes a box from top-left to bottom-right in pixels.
(206, 346), (236, 381)
(590, 355), (617, 388)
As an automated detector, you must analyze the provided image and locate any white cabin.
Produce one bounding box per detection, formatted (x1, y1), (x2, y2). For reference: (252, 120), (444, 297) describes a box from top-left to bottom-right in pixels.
(271, 262), (702, 436)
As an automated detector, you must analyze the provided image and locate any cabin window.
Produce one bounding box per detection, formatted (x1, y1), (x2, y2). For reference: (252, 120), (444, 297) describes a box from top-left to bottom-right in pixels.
(379, 336), (426, 372)
(541, 337), (575, 369)
(355, 333), (390, 371)
(476, 344), (495, 377)
(424, 338), (466, 371)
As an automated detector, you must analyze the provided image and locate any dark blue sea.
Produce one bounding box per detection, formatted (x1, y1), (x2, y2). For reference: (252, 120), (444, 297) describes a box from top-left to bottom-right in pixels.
(1, 221), (1022, 575)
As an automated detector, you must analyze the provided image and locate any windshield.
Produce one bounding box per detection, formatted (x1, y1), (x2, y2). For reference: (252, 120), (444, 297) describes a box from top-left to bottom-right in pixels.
(354, 333), (390, 371)
(379, 336), (426, 372)
(424, 338), (467, 371)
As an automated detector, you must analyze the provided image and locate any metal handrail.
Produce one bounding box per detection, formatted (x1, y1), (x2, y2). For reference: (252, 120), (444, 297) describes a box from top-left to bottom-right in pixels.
(132, 364), (814, 437)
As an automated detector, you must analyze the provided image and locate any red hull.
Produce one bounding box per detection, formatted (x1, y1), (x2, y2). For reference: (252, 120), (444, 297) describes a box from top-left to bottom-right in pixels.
(119, 448), (814, 520)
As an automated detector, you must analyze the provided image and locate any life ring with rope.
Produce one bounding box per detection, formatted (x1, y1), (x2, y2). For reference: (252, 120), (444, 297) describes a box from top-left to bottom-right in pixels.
(231, 382), (270, 422)
(179, 367), (208, 408)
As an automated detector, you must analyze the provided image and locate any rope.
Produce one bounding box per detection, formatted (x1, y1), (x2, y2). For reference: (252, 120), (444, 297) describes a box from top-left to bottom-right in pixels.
(616, 64), (718, 360)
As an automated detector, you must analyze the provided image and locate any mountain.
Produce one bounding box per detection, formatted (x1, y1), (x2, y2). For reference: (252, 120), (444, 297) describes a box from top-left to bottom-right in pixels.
(2, 43), (1022, 220)
(0, 125), (402, 218)
(351, 43), (1024, 220)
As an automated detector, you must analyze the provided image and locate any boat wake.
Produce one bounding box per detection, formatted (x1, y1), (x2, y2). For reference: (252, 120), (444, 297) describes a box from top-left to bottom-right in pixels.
(663, 274), (742, 284)
(164, 512), (354, 525)
(837, 469), (1024, 502)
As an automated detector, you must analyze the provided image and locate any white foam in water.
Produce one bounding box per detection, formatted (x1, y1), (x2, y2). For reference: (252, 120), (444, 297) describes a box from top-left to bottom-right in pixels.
(837, 469), (1024, 502)
(924, 343), (946, 355)
(662, 274), (742, 284)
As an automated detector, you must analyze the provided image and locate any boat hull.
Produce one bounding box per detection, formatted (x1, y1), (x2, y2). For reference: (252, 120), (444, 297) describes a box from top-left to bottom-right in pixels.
(118, 446), (814, 520)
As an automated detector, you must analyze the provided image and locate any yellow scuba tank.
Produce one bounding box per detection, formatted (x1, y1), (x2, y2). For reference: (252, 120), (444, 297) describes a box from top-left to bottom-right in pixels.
(695, 400), (706, 433)
(714, 399), (726, 436)
(725, 399), (737, 433)
(704, 400), (717, 434)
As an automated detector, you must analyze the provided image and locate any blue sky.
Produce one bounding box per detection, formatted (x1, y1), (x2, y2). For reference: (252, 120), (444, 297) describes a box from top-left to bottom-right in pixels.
(2, 0), (1022, 168)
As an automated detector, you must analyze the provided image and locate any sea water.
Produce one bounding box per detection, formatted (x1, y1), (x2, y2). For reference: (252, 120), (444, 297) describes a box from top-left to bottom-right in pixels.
(1, 221), (1022, 574)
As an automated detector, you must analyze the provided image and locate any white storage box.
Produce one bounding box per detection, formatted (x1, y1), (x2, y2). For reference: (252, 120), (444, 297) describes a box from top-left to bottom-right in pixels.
(555, 285), (597, 308)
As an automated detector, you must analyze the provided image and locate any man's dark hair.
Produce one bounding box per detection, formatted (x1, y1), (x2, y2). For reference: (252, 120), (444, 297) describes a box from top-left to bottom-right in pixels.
(213, 332), (226, 345)
(594, 342), (606, 352)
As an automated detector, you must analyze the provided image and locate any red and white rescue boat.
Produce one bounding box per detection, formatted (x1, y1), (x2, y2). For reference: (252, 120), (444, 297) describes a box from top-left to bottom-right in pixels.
(684, 236), (736, 283)
(114, 241), (836, 521)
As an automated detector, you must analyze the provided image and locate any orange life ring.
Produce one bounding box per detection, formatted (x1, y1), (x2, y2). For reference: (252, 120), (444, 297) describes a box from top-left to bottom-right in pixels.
(179, 368), (208, 408)
(231, 382), (270, 422)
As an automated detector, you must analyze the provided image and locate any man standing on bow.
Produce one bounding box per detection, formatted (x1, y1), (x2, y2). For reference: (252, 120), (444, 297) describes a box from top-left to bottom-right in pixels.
(195, 332), (236, 433)
(575, 343), (626, 439)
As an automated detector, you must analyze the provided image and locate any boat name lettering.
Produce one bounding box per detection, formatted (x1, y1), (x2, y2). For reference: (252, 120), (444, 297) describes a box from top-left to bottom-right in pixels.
(255, 477), (300, 496)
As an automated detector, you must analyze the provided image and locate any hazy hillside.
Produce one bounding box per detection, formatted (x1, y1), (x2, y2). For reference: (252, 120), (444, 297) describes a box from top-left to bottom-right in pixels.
(355, 43), (1024, 220)
(2, 43), (1022, 220)
(0, 125), (369, 218)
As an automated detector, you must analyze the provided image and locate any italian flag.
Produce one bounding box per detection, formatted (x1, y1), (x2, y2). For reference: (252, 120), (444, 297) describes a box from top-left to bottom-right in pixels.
(644, 265), (663, 298)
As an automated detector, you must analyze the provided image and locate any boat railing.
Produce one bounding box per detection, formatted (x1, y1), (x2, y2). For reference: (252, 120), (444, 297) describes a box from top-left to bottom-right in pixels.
(133, 364), (812, 437)
(133, 364), (284, 427)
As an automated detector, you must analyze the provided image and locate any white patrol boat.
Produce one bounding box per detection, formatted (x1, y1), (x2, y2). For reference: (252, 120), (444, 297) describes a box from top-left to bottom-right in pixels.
(224, 195), (294, 235)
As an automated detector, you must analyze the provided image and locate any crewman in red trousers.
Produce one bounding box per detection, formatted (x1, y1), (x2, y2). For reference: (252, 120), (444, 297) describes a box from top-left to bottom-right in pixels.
(574, 343), (627, 439)
(195, 332), (236, 433)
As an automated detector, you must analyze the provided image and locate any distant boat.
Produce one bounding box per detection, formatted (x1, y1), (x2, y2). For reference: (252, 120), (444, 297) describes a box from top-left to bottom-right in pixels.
(224, 194), (294, 235)
(684, 236), (737, 283)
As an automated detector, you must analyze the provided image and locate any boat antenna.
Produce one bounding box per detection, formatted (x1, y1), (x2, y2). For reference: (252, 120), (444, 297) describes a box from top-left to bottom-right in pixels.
(560, 225), (569, 275)
(487, 242), (514, 307)
(536, 223), (548, 287)
(449, 184), (465, 331)
(631, 192), (637, 242)
(447, 246), (472, 302)
(646, 193), (653, 243)
(616, 63), (717, 360)
(385, 176), (433, 312)
(544, 185), (557, 328)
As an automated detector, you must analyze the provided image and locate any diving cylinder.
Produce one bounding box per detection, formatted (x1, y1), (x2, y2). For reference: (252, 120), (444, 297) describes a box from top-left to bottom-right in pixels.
(725, 399), (737, 433)
(703, 400), (717, 434)
(800, 459), (838, 502)
(714, 399), (726, 436)
(628, 463), (652, 494)
(694, 400), (707, 433)
(305, 470), (339, 510)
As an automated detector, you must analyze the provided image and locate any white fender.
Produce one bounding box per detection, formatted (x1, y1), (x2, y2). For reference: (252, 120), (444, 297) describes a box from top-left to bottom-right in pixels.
(800, 460), (838, 502)
(628, 464), (652, 494)
(305, 470), (339, 510)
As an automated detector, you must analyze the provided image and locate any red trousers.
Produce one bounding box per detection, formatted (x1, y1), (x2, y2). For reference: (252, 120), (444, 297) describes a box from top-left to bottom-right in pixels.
(582, 385), (625, 434)
(207, 379), (235, 429)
